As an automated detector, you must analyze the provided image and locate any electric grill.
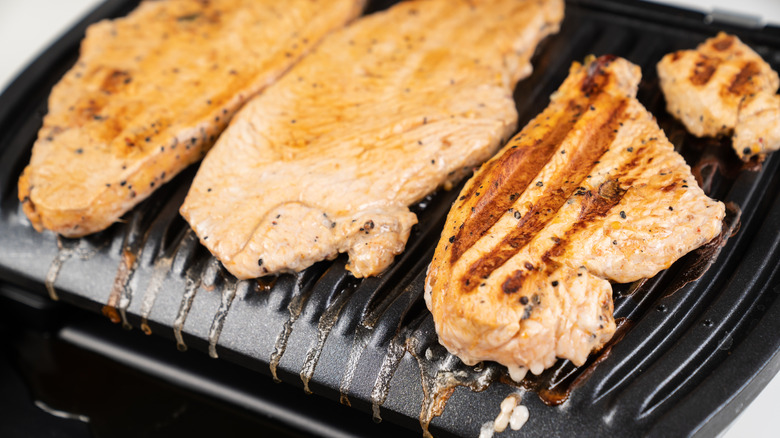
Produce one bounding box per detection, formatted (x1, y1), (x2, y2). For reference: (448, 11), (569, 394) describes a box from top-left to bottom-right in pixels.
(1, 0), (779, 436)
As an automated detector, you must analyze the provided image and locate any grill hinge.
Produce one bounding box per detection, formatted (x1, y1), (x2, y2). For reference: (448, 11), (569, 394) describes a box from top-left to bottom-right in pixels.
(704, 8), (765, 29)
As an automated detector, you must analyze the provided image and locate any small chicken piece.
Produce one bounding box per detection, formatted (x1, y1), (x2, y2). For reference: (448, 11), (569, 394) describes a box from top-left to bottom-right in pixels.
(657, 32), (780, 161)
(180, 0), (565, 279)
(425, 56), (725, 377)
(18, 0), (365, 237)
(734, 92), (780, 159)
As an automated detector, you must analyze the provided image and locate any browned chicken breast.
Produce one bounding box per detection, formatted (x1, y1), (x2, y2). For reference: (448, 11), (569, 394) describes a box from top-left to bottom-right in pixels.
(18, 0), (366, 237)
(425, 56), (725, 379)
(180, 0), (565, 279)
(657, 32), (780, 161)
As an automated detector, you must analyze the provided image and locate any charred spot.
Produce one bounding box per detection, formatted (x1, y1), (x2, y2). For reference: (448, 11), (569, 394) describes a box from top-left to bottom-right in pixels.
(580, 181), (626, 222)
(101, 69), (131, 94)
(524, 262), (534, 271)
(690, 55), (719, 86)
(662, 182), (677, 192)
(177, 12), (201, 22)
(501, 270), (525, 294)
(581, 55), (617, 96)
(519, 296), (529, 305)
(712, 35), (735, 51)
(598, 179), (624, 200)
(728, 61), (761, 95)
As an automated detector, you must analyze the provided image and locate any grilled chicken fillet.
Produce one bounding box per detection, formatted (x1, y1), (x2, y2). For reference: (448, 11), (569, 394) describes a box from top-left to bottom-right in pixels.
(180, 0), (565, 279)
(425, 56), (725, 378)
(18, 0), (365, 237)
(657, 32), (780, 161)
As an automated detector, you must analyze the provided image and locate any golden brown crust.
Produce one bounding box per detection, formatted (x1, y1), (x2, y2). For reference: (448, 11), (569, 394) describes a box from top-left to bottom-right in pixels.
(180, 0), (565, 279)
(426, 56), (725, 376)
(18, 0), (366, 237)
(657, 32), (780, 161)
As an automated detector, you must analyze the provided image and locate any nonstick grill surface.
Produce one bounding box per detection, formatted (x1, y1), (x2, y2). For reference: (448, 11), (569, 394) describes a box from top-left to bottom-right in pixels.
(1, 1), (780, 436)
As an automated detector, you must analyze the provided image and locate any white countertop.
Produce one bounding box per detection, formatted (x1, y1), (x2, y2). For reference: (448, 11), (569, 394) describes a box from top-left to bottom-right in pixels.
(0, 1), (778, 437)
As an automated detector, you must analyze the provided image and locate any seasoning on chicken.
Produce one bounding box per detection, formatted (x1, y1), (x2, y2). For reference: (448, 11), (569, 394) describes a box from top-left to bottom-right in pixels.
(180, 0), (565, 279)
(657, 32), (780, 161)
(18, 0), (366, 237)
(425, 56), (725, 379)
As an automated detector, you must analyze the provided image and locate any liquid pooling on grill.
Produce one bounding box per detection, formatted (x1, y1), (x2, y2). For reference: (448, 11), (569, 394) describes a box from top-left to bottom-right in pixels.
(425, 55), (726, 379)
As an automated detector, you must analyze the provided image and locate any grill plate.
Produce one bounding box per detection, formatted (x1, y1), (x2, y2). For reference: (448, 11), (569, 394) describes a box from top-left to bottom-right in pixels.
(1, 1), (780, 436)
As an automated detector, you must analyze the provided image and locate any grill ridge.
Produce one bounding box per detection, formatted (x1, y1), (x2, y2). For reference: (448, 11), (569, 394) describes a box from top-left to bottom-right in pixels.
(207, 276), (240, 358)
(268, 266), (331, 379)
(173, 261), (204, 352)
(300, 270), (361, 393)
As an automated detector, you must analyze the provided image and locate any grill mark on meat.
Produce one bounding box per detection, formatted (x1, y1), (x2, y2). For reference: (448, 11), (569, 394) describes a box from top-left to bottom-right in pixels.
(581, 54), (618, 96)
(690, 54), (719, 86)
(661, 181), (677, 192)
(727, 61), (761, 95)
(449, 106), (576, 263)
(542, 140), (653, 266)
(101, 69), (131, 95)
(712, 35), (735, 51)
(542, 181), (627, 265)
(450, 55), (623, 266)
(460, 98), (628, 292)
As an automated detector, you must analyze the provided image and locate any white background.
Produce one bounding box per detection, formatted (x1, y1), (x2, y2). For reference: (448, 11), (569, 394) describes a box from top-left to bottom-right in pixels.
(0, 1), (778, 436)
